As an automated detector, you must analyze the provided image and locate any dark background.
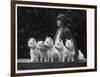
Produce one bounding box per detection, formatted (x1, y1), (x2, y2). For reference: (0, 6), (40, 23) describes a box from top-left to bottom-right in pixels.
(17, 6), (87, 59)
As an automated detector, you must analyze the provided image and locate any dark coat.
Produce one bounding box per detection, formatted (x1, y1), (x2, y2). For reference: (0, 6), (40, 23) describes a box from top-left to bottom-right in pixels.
(54, 27), (74, 44)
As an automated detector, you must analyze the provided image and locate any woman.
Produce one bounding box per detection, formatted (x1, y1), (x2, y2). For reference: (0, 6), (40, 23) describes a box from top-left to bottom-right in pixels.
(54, 14), (78, 61)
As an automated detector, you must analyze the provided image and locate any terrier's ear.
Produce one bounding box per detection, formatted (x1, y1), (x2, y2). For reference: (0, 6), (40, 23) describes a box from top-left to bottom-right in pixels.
(71, 39), (73, 42)
(49, 36), (51, 39)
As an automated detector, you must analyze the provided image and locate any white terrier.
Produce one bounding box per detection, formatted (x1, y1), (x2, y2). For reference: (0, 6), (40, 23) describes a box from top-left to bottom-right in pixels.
(44, 37), (54, 62)
(65, 39), (75, 62)
(28, 38), (38, 62)
(54, 39), (68, 62)
(37, 41), (44, 62)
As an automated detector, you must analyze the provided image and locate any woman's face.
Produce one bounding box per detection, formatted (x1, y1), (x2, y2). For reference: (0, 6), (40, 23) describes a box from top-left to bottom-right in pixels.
(57, 20), (62, 27)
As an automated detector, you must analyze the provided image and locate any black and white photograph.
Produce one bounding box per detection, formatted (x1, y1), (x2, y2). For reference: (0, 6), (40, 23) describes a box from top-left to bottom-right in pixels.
(11, 1), (97, 76)
(17, 6), (87, 70)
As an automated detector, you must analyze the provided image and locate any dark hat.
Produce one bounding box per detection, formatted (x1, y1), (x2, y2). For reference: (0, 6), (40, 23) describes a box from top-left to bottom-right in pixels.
(57, 14), (66, 22)
(57, 14), (72, 23)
